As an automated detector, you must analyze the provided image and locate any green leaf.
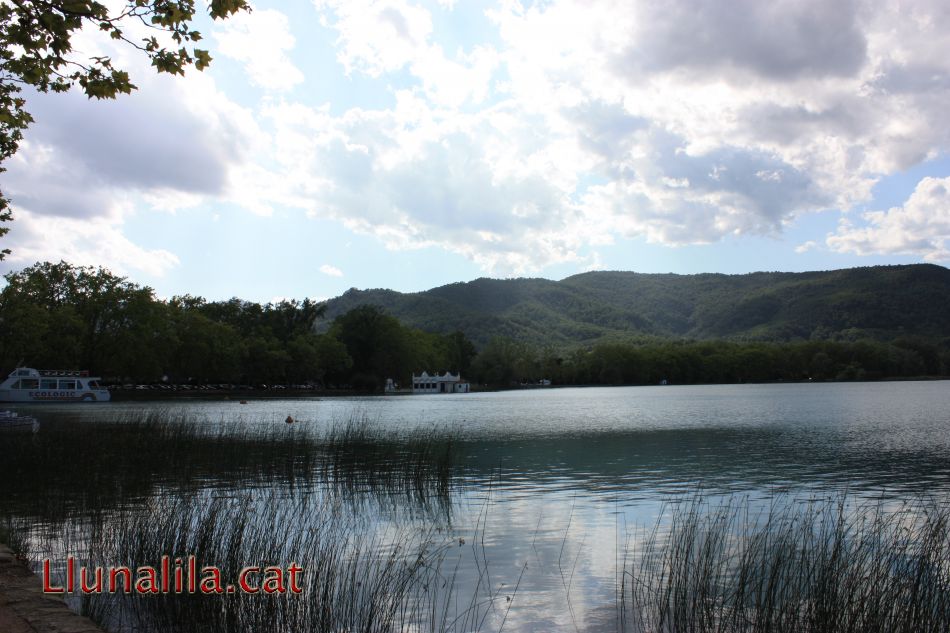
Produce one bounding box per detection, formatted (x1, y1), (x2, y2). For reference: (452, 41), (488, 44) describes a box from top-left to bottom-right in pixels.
(194, 49), (211, 71)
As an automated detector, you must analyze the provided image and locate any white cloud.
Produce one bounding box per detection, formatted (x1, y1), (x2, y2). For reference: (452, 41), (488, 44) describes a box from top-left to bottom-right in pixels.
(315, 0), (500, 107)
(827, 176), (950, 262)
(9, 0), (950, 279)
(319, 264), (344, 277)
(213, 9), (304, 91)
(0, 35), (263, 276)
(795, 240), (818, 254)
(208, 0), (950, 272)
(626, 0), (868, 80)
(2, 210), (180, 278)
(3, 84), (235, 220)
(314, 0), (434, 76)
(248, 99), (593, 272)
(583, 251), (606, 272)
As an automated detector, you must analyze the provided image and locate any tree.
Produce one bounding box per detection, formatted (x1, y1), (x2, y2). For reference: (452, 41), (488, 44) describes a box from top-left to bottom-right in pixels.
(470, 336), (535, 386)
(443, 330), (477, 375)
(311, 334), (352, 386)
(167, 298), (243, 383)
(330, 305), (413, 390)
(0, 260), (168, 379)
(262, 298), (326, 342)
(0, 0), (249, 257)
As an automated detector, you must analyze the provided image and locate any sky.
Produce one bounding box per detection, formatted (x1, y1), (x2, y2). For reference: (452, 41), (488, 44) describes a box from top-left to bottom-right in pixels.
(2, 0), (950, 302)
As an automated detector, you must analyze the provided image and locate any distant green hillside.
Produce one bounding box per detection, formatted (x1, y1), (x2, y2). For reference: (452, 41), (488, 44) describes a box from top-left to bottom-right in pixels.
(315, 264), (950, 348)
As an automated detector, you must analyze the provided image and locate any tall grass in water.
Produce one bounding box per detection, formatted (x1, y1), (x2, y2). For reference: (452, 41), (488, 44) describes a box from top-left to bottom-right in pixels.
(2, 411), (478, 631)
(0, 410), (459, 523)
(0, 411), (320, 518)
(57, 490), (502, 633)
(320, 417), (456, 506)
(621, 494), (950, 633)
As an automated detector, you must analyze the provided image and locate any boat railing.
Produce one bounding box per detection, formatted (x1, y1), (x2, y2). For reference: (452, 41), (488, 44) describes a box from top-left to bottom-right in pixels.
(37, 369), (91, 378)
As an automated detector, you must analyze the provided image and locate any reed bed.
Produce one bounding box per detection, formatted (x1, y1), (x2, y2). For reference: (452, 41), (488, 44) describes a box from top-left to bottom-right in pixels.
(0, 411), (317, 516)
(621, 494), (950, 633)
(0, 410), (460, 522)
(31, 490), (505, 633)
(320, 417), (456, 506)
(9, 409), (950, 632)
(1, 410), (478, 631)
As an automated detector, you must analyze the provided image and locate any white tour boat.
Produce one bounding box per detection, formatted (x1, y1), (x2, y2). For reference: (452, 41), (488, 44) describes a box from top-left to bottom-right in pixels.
(0, 368), (111, 403)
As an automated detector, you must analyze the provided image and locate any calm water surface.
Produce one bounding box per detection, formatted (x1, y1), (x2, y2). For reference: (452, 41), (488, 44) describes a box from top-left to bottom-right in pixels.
(11, 381), (950, 632)
(25, 381), (950, 496)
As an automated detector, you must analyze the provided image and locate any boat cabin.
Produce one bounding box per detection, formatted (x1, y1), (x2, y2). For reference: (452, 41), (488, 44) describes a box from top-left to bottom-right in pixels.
(0, 368), (111, 402)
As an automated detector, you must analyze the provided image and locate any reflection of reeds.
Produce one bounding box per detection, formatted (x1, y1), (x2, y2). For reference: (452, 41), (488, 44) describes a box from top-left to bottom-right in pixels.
(0, 411), (458, 522)
(1, 410), (474, 631)
(0, 516), (31, 559)
(0, 411), (317, 519)
(321, 417), (456, 506)
(52, 491), (500, 633)
(621, 495), (950, 633)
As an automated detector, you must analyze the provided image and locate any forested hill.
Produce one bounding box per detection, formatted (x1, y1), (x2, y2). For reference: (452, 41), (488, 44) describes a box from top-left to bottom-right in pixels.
(315, 264), (950, 347)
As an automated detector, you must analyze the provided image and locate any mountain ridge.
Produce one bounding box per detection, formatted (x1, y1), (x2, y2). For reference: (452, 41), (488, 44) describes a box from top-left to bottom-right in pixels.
(314, 264), (950, 348)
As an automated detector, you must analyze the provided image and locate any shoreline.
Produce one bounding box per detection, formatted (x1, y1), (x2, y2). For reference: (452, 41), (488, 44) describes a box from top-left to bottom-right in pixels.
(101, 374), (950, 401)
(0, 543), (105, 633)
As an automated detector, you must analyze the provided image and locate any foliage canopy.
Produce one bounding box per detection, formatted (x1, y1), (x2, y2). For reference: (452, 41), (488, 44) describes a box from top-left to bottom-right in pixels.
(0, 261), (481, 390)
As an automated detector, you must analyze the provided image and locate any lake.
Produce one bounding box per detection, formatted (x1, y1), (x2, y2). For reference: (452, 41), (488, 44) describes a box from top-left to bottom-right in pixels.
(5, 381), (950, 632)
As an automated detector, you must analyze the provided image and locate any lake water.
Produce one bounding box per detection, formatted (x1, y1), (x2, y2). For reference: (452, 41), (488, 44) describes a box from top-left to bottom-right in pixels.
(8, 381), (950, 632)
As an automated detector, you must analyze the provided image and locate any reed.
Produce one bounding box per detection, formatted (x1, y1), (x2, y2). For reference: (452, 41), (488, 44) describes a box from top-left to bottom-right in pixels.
(0, 410), (459, 523)
(33, 490), (501, 633)
(319, 416), (457, 507)
(620, 494), (950, 633)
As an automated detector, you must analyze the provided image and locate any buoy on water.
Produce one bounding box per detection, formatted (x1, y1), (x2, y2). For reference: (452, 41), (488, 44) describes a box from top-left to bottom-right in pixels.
(285, 415), (294, 424)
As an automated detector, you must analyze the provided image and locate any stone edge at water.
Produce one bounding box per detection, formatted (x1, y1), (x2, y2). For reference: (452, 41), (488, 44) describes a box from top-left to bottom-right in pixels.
(0, 543), (105, 633)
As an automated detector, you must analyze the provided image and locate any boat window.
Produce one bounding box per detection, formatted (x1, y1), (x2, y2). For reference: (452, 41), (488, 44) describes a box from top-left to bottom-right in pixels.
(40, 379), (57, 389)
(14, 378), (39, 389)
(16, 369), (31, 376)
(88, 380), (100, 389)
(58, 379), (77, 390)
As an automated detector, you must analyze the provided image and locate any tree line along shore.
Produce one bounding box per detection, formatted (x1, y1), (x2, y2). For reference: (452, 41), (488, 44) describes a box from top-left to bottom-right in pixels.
(1, 261), (947, 393)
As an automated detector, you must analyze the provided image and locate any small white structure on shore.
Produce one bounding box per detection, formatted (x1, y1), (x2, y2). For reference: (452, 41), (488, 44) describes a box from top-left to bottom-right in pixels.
(412, 371), (470, 394)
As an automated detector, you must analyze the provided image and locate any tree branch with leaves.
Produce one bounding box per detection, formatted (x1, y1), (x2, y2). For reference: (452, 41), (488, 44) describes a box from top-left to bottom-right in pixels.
(0, 0), (249, 259)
